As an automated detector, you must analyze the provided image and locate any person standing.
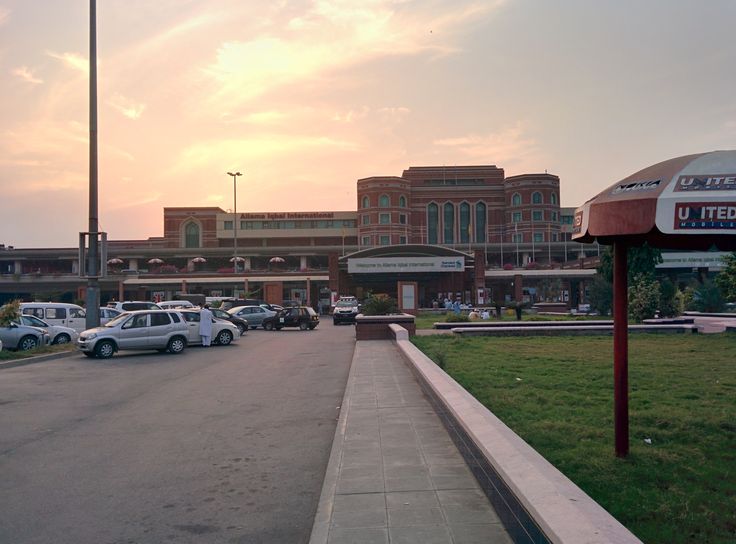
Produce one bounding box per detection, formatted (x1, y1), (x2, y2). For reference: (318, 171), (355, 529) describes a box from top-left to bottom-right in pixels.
(199, 304), (214, 346)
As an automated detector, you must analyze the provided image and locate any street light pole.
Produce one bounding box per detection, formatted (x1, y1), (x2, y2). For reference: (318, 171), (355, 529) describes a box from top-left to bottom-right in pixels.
(227, 171), (242, 273)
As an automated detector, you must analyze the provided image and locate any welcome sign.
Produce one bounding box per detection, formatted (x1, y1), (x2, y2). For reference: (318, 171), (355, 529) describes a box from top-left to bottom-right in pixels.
(348, 256), (465, 274)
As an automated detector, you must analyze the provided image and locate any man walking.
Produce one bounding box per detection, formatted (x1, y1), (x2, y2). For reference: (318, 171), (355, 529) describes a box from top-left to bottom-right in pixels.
(199, 303), (214, 346)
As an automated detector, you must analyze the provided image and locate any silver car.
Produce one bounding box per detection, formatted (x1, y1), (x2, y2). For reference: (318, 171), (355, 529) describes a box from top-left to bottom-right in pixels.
(179, 310), (240, 346)
(15, 314), (79, 344)
(0, 322), (50, 351)
(228, 305), (276, 329)
(77, 310), (189, 359)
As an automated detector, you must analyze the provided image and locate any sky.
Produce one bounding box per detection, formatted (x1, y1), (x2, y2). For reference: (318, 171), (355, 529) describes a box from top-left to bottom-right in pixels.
(1, 0), (735, 248)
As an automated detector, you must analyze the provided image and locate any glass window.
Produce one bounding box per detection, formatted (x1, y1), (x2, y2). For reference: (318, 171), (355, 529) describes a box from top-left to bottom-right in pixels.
(427, 204), (439, 244)
(551, 193), (557, 205)
(552, 233), (559, 242)
(459, 202), (470, 244)
(170, 312), (181, 323)
(362, 214), (370, 225)
(399, 236), (407, 244)
(512, 193), (521, 206)
(399, 214), (406, 224)
(379, 213), (390, 224)
(552, 211), (558, 222)
(399, 195), (407, 207)
(475, 203), (486, 243)
(70, 308), (85, 318)
(126, 314), (148, 329)
(532, 192), (543, 204)
(443, 203), (454, 244)
(150, 313), (171, 326)
(224, 220), (233, 230)
(361, 236), (371, 246)
(379, 194), (390, 207)
(362, 195), (369, 208)
(185, 222), (200, 248)
(534, 232), (544, 243)
(379, 235), (390, 245)
(512, 211), (522, 223)
(533, 210), (543, 221)
(512, 233), (523, 243)
(46, 308), (66, 319)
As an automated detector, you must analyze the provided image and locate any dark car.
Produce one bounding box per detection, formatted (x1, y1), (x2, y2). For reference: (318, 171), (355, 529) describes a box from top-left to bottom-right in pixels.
(210, 307), (249, 336)
(262, 306), (319, 331)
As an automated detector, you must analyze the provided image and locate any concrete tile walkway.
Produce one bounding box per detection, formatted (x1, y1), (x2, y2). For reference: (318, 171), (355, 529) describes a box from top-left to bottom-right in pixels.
(310, 340), (512, 544)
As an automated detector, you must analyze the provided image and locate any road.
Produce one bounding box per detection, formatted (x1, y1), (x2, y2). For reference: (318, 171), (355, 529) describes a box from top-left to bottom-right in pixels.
(0, 324), (356, 544)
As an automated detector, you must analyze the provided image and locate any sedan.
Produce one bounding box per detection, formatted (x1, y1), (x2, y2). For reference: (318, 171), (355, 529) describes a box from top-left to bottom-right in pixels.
(14, 314), (79, 345)
(228, 305), (276, 329)
(0, 322), (50, 351)
(210, 307), (249, 336)
(179, 310), (240, 346)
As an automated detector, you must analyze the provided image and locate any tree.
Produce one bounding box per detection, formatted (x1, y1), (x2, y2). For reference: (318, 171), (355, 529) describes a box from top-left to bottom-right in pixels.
(686, 280), (725, 313)
(598, 243), (663, 283)
(588, 275), (613, 315)
(715, 252), (736, 302)
(628, 274), (660, 322)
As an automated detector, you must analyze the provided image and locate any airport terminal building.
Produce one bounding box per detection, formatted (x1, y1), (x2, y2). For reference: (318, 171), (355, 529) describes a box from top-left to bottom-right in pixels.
(0, 165), (611, 309)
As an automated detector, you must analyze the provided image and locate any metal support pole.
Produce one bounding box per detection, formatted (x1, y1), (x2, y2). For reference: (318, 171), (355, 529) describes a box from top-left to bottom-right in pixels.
(613, 241), (629, 457)
(85, 0), (100, 329)
(227, 172), (242, 273)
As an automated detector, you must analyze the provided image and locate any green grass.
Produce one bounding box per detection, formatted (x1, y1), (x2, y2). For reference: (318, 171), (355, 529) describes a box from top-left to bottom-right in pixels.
(0, 343), (75, 361)
(414, 312), (604, 330)
(411, 333), (736, 544)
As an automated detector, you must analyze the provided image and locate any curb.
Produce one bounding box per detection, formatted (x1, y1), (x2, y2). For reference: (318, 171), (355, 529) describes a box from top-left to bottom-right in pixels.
(0, 349), (78, 370)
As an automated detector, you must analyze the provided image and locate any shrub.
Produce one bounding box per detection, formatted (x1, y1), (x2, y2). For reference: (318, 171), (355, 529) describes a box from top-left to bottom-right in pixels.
(628, 274), (660, 322)
(361, 293), (398, 315)
(658, 278), (679, 317)
(589, 275), (613, 316)
(445, 313), (469, 323)
(688, 280), (725, 313)
(0, 299), (21, 326)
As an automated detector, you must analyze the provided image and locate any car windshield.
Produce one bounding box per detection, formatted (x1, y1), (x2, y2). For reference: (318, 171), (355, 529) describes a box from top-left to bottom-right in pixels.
(104, 312), (131, 327)
(336, 301), (356, 307)
(22, 315), (49, 327)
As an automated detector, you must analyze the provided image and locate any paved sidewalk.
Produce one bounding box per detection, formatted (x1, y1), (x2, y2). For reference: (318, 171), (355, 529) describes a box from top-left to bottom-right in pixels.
(310, 340), (512, 544)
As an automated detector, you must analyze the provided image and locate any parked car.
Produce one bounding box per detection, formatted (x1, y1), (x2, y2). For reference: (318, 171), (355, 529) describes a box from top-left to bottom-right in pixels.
(77, 310), (189, 359)
(158, 300), (196, 310)
(228, 305), (276, 329)
(0, 338), (3, 352)
(178, 309), (240, 346)
(333, 299), (360, 325)
(263, 306), (319, 331)
(99, 307), (122, 325)
(20, 302), (87, 333)
(0, 322), (50, 351)
(106, 301), (162, 312)
(219, 298), (267, 312)
(210, 308), (249, 336)
(14, 314), (78, 344)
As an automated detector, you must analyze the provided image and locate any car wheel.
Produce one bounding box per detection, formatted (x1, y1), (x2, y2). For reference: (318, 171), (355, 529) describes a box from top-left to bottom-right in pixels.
(217, 330), (233, 345)
(309, 325), (316, 330)
(53, 333), (72, 345)
(166, 336), (186, 354)
(299, 321), (308, 331)
(237, 324), (246, 335)
(264, 321), (274, 331)
(18, 335), (39, 351)
(95, 340), (115, 359)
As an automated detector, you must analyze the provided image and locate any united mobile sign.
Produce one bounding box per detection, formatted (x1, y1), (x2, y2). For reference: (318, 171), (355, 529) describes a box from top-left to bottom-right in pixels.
(348, 256), (465, 274)
(674, 202), (736, 230)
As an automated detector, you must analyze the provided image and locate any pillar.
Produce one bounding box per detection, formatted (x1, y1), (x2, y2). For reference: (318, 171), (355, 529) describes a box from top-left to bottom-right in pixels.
(14, 260), (22, 274)
(129, 258), (138, 271)
(244, 257), (251, 271)
(513, 274), (523, 302)
(300, 255), (308, 271)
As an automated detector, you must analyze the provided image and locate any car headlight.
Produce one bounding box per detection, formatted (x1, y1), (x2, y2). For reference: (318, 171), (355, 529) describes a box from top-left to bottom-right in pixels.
(84, 333), (98, 340)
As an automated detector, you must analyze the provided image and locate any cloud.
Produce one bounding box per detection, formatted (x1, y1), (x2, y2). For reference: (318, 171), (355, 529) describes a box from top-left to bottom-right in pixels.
(108, 93), (146, 120)
(47, 51), (88, 74)
(12, 66), (43, 84)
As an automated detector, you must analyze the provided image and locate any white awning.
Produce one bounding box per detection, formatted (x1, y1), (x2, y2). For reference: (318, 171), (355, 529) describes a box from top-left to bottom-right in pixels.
(122, 275), (328, 285)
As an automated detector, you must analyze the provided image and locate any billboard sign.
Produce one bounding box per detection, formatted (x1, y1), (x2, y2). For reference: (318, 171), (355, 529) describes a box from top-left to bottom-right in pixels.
(348, 256), (465, 274)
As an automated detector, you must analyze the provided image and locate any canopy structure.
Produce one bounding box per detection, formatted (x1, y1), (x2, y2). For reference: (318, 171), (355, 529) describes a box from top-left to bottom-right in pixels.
(573, 150), (736, 457)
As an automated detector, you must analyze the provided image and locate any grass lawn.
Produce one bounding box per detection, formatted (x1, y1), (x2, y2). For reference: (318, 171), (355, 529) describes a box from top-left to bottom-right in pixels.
(0, 343), (75, 361)
(411, 333), (736, 544)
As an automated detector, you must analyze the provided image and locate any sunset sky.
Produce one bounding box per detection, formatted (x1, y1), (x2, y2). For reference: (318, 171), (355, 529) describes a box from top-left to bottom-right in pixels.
(1, 0), (735, 247)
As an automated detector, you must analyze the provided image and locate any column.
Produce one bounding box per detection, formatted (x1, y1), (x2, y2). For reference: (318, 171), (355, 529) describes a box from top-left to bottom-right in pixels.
(300, 255), (308, 271)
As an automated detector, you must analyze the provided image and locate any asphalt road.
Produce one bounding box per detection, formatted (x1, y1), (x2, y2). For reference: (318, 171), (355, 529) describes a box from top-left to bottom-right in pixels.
(0, 323), (356, 544)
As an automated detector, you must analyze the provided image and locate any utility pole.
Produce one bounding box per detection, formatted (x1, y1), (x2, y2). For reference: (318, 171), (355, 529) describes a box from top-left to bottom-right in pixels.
(85, 0), (100, 328)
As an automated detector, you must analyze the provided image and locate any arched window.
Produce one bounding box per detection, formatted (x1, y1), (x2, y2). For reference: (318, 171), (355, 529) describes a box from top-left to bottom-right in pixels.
(379, 194), (390, 207)
(512, 193), (521, 206)
(184, 222), (200, 248)
(427, 203), (439, 244)
(532, 191), (543, 204)
(551, 192), (557, 205)
(475, 203), (486, 242)
(399, 195), (407, 208)
(459, 202), (471, 244)
(443, 203), (455, 244)
(361, 195), (370, 208)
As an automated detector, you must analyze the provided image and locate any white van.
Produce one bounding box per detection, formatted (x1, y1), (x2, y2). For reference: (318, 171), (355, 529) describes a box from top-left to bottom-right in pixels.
(20, 302), (87, 333)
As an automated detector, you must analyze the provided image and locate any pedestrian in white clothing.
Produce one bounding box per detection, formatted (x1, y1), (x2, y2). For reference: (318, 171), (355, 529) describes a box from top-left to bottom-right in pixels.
(200, 304), (214, 346)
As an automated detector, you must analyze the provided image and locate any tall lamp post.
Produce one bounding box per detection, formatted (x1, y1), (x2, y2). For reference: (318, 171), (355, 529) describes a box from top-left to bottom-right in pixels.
(227, 171), (242, 273)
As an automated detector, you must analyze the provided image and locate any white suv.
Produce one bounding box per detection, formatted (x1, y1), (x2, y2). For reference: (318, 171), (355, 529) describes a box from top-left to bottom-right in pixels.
(78, 310), (189, 359)
(106, 301), (162, 312)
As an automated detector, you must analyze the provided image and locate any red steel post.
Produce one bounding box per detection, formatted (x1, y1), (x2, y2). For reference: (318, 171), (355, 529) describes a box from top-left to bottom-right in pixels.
(613, 242), (629, 457)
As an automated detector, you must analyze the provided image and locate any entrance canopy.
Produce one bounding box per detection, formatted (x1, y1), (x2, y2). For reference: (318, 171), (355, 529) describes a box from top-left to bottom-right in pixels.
(573, 150), (736, 250)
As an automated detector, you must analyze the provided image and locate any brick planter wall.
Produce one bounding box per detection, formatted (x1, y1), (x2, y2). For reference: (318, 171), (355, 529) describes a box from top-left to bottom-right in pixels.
(355, 314), (416, 340)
